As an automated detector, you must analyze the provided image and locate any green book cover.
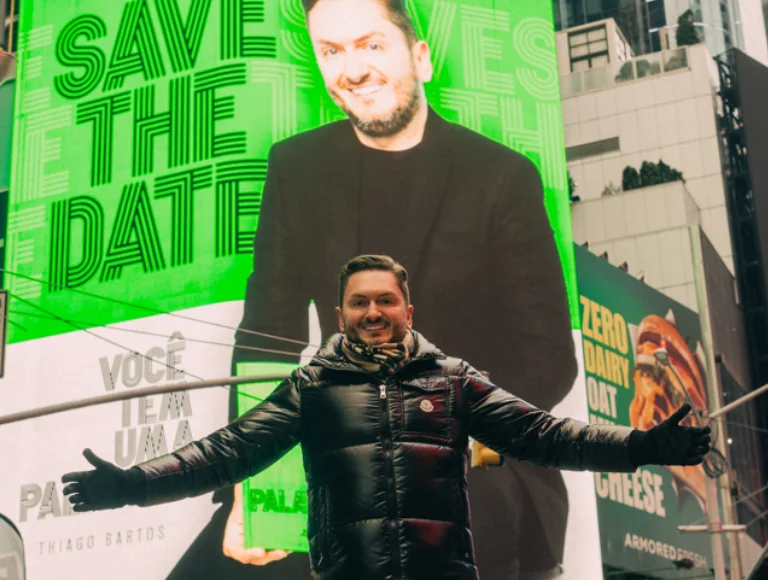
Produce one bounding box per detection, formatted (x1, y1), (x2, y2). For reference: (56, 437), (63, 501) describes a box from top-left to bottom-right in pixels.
(236, 361), (309, 552)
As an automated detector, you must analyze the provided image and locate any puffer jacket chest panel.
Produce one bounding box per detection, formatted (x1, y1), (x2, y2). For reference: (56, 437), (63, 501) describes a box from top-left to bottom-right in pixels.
(393, 443), (469, 526)
(393, 374), (464, 446)
(299, 373), (390, 533)
(299, 376), (383, 465)
(387, 373), (471, 527)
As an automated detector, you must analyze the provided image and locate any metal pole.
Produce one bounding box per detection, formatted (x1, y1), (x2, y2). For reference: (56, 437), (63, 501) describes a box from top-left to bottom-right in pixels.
(7, 0), (13, 53)
(0, 372), (292, 426)
(708, 382), (768, 419)
(0, 0), (7, 50)
(689, 225), (733, 580)
(686, 227), (768, 576)
(604, 565), (692, 576)
(678, 525), (747, 533)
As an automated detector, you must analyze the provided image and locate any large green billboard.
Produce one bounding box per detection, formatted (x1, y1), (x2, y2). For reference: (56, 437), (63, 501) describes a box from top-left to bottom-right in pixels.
(575, 244), (713, 574)
(0, 1), (590, 579)
(7, 0), (577, 344)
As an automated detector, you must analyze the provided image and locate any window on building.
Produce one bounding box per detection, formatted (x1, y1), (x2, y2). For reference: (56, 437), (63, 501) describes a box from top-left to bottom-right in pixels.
(569, 25), (610, 71)
(647, 0), (666, 29)
(566, 137), (621, 162)
(615, 31), (631, 63)
(584, 0), (603, 22)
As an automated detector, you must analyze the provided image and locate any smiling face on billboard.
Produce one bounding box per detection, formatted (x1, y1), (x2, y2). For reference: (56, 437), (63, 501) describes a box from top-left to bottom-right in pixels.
(306, 0), (433, 139)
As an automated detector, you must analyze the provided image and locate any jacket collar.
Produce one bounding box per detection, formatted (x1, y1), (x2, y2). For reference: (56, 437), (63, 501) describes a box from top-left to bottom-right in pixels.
(312, 330), (446, 373)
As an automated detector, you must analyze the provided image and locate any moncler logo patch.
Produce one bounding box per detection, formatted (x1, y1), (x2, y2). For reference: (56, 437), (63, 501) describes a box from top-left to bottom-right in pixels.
(420, 399), (434, 413)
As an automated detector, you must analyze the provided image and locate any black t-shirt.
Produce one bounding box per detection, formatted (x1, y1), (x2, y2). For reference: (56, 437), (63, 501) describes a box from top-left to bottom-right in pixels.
(358, 140), (429, 261)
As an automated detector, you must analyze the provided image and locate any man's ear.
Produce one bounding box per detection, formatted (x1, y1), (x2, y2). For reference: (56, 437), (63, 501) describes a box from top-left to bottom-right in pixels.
(336, 306), (345, 332)
(413, 41), (433, 83)
(406, 304), (414, 329)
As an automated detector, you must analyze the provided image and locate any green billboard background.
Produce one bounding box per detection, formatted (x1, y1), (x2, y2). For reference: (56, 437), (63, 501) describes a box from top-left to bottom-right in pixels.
(575, 244), (713, 573)
(237, 361), (307, 551)
(7, 0), (578, 345)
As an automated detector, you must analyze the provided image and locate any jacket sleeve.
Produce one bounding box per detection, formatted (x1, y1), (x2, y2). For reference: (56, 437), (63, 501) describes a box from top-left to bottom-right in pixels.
(135, 375), (301, 506)
(489, 156), (576, 410)
(235, 142), (310, 365)
(464, 363), (636, 473)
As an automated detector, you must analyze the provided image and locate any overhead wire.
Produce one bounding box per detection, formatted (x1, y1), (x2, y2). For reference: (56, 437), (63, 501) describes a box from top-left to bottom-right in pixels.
(735, 482), (768, 507)
(0, 266), (319, 348)
(5, 317), (27, 331)
(745, 506), (768, 529)
(0, 263), (324, 408)
(684, 481), (768, 527)
(8, 292), (267, 405)
(8, 309), (306, 360)
(725, 421), (768, 435)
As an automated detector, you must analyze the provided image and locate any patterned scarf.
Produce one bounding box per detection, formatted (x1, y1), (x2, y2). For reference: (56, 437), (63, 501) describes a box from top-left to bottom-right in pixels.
(341, 331), (415, 375)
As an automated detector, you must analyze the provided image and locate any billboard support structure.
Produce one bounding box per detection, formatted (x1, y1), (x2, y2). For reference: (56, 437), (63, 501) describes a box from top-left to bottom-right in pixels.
(690, 225), (738, 580)
(678, 525), (747, 533)
(0, 372), (290, 426)
(708, 383), (768, 419)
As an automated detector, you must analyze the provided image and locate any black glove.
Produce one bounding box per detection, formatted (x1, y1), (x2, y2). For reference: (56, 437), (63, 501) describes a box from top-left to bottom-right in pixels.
(629, 404), (712, 467)
(62, 449), (146, 512)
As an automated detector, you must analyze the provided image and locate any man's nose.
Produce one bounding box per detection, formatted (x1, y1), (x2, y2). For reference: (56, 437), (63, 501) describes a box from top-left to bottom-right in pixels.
(365, 304), (382, 319)
(343, 51), (368, 83)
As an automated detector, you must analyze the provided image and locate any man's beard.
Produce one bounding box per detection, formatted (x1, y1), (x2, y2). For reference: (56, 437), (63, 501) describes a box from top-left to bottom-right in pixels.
(332, 76), (422, 139)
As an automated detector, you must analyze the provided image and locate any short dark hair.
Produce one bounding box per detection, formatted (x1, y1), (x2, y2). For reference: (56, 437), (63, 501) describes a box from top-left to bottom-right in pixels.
(302, 0), (418, 45)
(338, 255), (411, 306)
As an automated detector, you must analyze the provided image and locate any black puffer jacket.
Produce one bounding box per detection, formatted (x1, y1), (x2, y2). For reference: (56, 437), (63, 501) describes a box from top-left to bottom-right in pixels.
(136, 332), (637, 579)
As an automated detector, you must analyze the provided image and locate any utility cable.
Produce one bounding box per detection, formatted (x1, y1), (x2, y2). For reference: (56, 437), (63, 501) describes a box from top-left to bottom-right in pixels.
(0, 266), (319, 348)
(8, 292), (266, 405)
(8, 309), (306, 360)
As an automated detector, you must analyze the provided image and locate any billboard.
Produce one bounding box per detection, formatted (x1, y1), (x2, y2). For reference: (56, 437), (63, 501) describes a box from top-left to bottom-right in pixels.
(0, 0), (592, 578)
(5, 0), (577, 342)
(575, 244), (714, 573)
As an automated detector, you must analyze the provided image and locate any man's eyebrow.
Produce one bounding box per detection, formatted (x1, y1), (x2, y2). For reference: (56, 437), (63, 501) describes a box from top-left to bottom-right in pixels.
(348, 291), (398, 300)
(315, 32), (386, 46)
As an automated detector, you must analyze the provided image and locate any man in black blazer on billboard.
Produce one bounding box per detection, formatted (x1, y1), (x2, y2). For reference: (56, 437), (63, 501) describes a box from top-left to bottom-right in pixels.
(227, 1), (577, 579)
(168, 0), (575, 578)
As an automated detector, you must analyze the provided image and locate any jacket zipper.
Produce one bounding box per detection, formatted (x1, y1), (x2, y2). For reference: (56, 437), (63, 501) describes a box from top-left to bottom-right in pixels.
(379, 383), (402, 577)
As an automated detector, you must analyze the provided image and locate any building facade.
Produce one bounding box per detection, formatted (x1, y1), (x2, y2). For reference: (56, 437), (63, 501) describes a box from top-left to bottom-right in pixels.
(560, 30), (733, 273)
(553, 0), (768, 64)
(559, 18), (768, 568)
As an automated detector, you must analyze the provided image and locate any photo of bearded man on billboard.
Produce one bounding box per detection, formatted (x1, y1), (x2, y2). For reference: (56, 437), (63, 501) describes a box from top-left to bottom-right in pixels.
(166, 1), (577, 578)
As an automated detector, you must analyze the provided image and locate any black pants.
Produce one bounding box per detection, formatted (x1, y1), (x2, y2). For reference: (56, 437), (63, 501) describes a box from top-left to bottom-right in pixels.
(467, 463), (567, 580)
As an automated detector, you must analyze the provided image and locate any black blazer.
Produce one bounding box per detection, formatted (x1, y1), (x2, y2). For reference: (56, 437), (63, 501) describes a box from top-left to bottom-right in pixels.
(236, 109), (578, 574)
